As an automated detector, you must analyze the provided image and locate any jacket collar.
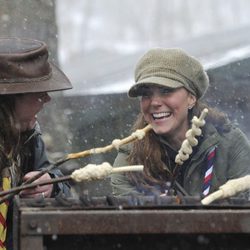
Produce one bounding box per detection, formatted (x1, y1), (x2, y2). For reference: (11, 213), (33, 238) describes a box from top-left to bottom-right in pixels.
(158, 123), (220, 165)
(21, 122), (41, 145)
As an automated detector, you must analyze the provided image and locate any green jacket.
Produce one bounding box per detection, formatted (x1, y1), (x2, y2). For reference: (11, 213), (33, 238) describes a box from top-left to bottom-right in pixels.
(111, 123), (250, 196)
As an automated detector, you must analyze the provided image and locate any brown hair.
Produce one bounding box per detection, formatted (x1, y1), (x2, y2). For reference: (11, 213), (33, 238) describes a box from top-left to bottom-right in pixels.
(0, 95), (21, 182)
(126, 101), (229, 193)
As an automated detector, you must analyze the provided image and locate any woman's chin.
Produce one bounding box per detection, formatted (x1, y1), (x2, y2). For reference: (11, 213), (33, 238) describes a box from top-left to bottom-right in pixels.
(152, 126), (170, 135)
(21, 119), (36, 132)
(28, 120), (36, 130)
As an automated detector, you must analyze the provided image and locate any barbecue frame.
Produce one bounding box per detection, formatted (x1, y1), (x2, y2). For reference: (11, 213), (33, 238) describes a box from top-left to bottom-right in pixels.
(13, 197), (250, 250)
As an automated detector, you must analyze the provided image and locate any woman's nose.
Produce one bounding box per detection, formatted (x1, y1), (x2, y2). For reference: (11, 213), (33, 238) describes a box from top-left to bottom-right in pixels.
(150, 92), (163, 105)
(44, 93), (51, 103)
(38, 92), (51, 103)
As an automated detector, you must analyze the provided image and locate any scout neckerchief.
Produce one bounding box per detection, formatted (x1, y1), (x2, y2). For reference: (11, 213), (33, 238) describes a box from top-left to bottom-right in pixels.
(202, 146), (216, 196)
(0, 168), (11, 250)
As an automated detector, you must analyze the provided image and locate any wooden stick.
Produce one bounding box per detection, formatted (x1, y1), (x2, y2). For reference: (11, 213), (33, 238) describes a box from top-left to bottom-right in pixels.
(201, 190), (223, 205)
(66, 124), (152, 159)
(0, 165), (144, 198)
(0, 157), (69, 204)
(0, 175), (71, 197)
(1, 124), (152, 203)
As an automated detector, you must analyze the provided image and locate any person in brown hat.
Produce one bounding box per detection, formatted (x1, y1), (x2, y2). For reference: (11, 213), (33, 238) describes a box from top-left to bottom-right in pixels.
(111, 48), (250, 199)
(0, 37), (72, 248)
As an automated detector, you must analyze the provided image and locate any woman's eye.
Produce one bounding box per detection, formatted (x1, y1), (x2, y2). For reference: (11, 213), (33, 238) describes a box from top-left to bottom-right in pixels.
(140, 89), (152, 98)
(138, 87), (175, 99)
(159, 88), (172, 94)
(142, 92), (151, 97)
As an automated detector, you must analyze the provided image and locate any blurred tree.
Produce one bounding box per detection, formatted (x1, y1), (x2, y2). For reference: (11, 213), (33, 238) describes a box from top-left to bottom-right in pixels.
(0, 0), (58, 62)
(0, 0), (72, 154)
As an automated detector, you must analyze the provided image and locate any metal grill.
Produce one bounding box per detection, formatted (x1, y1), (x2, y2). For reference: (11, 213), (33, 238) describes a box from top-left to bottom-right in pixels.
(13, 195), (250, 250)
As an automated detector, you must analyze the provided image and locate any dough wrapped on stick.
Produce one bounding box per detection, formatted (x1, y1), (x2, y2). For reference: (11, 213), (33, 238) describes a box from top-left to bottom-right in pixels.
(0, 163), (144, 198)
(175, 108), (208, 165)
(0, 124), (152, 204)
(71, 163), (144, 182)
(201, 175), (250, 205)
(68, 124), (152, 158)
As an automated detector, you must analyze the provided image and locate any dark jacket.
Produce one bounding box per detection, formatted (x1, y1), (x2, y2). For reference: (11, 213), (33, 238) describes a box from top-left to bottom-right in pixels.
(111, 123), (250, 196)
(18, 125), (70, 196)
(6, 125), (70, 249)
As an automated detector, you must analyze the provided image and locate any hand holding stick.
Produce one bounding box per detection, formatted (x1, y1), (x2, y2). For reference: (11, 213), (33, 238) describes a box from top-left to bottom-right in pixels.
(0, 163), (144, 198)
(1, 124), (152, 203)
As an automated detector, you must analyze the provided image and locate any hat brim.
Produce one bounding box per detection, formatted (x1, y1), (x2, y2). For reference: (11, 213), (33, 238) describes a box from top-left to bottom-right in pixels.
(128, 76), (183, 97)
(0, 63), (72, 95)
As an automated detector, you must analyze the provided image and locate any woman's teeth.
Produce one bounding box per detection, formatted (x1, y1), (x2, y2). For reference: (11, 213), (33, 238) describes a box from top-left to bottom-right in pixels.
(152, 112), (171, 120)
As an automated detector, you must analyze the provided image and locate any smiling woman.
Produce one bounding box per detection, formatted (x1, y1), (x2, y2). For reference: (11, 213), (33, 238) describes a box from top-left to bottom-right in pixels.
(139, 86), (196, 145)
(0, 37), (72, 249)
(111, 48), (250, 199)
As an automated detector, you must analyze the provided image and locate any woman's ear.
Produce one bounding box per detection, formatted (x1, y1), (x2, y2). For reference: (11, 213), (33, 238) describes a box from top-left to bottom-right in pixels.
(188, 94), (197, 109)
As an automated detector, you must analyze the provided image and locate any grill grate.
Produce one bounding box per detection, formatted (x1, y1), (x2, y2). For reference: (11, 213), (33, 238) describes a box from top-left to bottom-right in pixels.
(16, 194), (250, 210)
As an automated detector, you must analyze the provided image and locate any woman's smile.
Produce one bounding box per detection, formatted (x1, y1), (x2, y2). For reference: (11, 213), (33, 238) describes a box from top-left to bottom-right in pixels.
(152, 111), (172, 120)
(139, 86), (196, 142)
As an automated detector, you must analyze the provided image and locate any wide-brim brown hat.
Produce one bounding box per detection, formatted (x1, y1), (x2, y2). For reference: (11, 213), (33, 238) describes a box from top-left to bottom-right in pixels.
(0, 37), (72, 94)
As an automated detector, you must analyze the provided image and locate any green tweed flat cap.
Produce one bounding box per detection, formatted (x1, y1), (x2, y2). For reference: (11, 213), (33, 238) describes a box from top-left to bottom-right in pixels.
(128, 48), (209, 99)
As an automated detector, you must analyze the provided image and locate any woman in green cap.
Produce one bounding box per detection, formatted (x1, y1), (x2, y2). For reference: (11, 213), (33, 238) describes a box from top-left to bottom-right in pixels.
(0, 37), (73, 249)
(111, 48), (250, 198)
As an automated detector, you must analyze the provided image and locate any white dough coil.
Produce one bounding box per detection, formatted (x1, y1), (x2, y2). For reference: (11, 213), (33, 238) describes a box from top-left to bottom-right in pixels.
(175, 108), (208, 165)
